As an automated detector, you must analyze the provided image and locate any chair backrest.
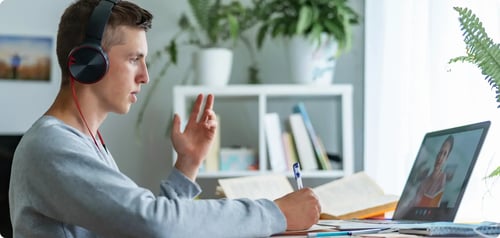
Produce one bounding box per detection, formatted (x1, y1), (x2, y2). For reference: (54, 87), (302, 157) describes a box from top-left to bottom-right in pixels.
(0, 135), (22, 238)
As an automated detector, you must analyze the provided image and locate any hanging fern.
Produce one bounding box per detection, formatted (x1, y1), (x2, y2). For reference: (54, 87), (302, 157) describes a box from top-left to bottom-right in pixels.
(449, 7), (500, 108)
(450, 7), (500, 179)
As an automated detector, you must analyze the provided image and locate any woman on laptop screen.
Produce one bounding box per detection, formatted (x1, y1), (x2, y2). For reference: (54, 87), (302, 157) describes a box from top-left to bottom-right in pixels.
(413, 135), (454, 207)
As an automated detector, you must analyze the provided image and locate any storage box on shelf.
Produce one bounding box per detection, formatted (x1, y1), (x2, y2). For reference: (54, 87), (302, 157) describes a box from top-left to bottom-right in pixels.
(173, 84), (354, 179)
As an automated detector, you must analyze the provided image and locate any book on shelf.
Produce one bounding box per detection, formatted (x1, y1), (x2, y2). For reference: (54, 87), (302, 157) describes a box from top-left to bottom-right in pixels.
(288, 114), (318, 170)
(315, 136), (332, 170)
(217, 172), (399, 220)
(264, 113), (288, 172)
(282, 131), (298, 170)
(204, 115), (220, 172)
(292, 102), (330, 170)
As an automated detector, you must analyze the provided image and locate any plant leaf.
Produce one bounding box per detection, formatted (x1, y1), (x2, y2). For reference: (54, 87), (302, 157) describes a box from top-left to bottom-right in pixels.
(297, 5), (313, 35)
(452, 7), (500, 107)
(486, 166), (500, 178)
(227, 14), (239, 47)
(256, 24), (269, 49)
(188, 0), (210, 31)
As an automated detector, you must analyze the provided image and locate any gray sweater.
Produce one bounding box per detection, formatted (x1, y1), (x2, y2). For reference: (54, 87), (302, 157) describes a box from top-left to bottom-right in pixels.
(9, 116), (286, 237)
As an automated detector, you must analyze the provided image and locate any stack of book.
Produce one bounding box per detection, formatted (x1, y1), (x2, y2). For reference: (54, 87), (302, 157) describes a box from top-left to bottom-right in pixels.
(264, 102), (332, 172)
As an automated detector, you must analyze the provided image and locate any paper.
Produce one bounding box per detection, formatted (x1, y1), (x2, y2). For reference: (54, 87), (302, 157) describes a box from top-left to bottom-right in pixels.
(218, 174), (293, 200)
(313, 172), (399, 219)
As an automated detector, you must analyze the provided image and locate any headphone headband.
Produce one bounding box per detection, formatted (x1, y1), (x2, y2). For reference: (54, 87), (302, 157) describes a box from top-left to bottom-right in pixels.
(85, 0), (118, 44)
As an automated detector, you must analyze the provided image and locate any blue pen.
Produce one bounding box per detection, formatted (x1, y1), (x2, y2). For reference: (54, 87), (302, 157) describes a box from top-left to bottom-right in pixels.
(292, 162), (303, 190)
(307, 228), (384, 237)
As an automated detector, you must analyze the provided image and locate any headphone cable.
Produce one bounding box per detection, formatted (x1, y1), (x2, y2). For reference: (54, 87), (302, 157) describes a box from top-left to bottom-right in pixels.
(70, 77), (107, 153)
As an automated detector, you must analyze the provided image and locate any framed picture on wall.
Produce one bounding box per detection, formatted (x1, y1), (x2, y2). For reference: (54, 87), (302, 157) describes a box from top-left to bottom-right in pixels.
(0, 34), (52, 82)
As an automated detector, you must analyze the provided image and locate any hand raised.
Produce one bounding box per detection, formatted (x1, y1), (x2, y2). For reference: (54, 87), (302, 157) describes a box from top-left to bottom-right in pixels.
(171, 94), (217, 180)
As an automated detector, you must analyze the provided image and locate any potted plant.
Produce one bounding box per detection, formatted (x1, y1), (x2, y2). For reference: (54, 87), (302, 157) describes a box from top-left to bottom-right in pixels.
(252, 0), (359, 85)
(136, 0), (258, 137)
(449, 7), (500, 178)
(154, 0), (251, 86)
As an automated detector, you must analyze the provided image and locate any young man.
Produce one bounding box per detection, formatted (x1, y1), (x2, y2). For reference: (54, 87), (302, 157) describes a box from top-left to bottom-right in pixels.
(8, 0), (321, 237)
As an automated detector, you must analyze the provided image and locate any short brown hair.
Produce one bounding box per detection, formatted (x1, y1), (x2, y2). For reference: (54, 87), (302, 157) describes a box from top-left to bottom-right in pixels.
(56, 0), (153, 87)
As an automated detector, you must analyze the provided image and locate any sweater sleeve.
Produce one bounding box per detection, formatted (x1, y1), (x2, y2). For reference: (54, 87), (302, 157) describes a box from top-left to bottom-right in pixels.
(159, 168), (202, 199)
(15, 125), (286, 238)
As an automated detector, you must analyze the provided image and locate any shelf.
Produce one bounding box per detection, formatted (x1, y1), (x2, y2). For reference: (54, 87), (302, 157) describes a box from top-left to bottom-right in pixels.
(173, 84), (354, 179)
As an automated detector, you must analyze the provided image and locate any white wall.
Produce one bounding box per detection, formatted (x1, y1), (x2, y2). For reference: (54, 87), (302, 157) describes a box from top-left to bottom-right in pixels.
(0, 0), (65, 133)
(0, 0), (364, 195)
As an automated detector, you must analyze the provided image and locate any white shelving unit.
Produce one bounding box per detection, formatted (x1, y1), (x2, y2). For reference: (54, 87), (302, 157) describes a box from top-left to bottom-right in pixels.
(173, 84), (354, 179)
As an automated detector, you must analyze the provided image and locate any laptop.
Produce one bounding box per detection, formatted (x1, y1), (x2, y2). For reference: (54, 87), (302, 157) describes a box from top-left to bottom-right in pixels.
(321, 121), (491, 229)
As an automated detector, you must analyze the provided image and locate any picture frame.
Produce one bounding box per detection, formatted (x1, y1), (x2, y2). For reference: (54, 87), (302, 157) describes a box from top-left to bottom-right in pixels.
(0, 34), (53, 82)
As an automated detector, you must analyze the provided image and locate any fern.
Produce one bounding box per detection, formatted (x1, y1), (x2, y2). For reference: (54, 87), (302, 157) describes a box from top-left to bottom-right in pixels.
(449, 7), (500, 107)
(450, 7), (500, 179)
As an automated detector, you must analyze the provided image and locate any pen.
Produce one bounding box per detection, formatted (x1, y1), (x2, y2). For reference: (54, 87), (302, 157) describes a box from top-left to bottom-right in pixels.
(292, 162), (303, 190)
(307, 228), (384, 237)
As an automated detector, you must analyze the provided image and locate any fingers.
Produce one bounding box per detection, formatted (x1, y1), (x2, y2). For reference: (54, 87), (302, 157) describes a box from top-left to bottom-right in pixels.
(188, 94), (204, 124)
(204, 94), (214, 110)
(202, 94), (215, 123)
(189, 94), (215, 123)
(171, 113), (181, 136)
(205, 111), (217, 129)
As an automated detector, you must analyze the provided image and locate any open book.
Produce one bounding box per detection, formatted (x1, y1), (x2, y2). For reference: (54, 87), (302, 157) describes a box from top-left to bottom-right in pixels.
(217, 172), (399, 220)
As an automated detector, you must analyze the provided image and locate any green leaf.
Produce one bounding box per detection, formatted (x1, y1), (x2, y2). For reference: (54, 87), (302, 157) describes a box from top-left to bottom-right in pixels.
(486, 166), (500, 178)
(448, 56), (474, 64)
(310, 24), (323, 45)
(167, 40), (178, 64)
(256, 24), (269, 49)
(188, 0), (210, 31)
(452, 6), (500, 107)
(297, 5), (313, 35)
(271, 20), (286, 38)
(227, 14), (239, 46)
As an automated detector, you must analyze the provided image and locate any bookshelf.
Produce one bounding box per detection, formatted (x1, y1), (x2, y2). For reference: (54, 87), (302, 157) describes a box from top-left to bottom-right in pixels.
(173, 84), (354, 179)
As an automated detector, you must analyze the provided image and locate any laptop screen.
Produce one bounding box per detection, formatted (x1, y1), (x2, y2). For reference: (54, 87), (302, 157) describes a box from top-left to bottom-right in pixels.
(393, 121), (490, 221)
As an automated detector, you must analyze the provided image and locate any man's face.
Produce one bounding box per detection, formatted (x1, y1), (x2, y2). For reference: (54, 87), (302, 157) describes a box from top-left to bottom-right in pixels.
(93, 26), (149, 114)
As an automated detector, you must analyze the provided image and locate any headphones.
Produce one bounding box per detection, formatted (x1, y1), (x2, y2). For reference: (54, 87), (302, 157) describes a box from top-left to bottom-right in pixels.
(68, 0), (119, 84)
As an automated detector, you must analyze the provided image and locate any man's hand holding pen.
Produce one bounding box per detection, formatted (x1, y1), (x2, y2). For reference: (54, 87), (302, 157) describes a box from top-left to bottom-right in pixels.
(274, 162), (321, 231)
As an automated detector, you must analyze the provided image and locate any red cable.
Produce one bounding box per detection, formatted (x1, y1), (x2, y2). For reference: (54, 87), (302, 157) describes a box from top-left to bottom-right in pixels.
(70, 77), (107, 153)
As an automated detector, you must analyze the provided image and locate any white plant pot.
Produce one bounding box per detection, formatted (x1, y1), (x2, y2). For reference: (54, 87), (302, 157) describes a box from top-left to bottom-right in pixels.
(193, 48), (233, 86)
(285, 35), (338, 85)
